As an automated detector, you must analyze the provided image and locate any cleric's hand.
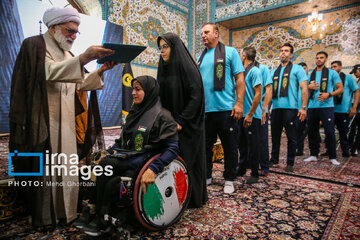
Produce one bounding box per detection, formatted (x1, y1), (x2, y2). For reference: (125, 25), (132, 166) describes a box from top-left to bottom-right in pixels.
(97, 61), (119, 76)
(80, 45), (114, 65)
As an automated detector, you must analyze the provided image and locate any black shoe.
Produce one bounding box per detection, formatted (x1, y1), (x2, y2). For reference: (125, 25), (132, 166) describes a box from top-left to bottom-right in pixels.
(73, 207), (95, 229)
(246, 176), (259, 184)
(342, 152), (350, 158)
(237, 167), (246, 177)
(320, 152), (328, 157)
(296, 151), (304, 156)
(285, 165), (294, 172)
(83, 215), (110, 237)
(351, 152), (357, 157)
(269, 159), (279, 167)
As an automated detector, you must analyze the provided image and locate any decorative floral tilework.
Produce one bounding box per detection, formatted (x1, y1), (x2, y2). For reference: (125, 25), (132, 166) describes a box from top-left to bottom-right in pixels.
(215, 0), (303, 21)
(107, 0), (189, 67)
(231, 7), (360, 70)
(75, 0), (102, 17)
(192, 0), (212, 59)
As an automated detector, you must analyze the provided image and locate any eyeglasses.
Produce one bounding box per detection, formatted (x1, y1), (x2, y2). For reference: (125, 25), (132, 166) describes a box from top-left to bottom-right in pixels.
(158, 44), (169, 52)
(63, 26), (80, 36)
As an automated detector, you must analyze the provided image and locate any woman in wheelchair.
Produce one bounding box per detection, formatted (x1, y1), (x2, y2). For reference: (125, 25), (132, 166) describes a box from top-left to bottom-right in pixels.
(77, 75), (180, 236)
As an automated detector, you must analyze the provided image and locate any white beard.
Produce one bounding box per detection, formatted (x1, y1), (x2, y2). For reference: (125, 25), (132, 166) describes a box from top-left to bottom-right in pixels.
(53, 28), (73, 51)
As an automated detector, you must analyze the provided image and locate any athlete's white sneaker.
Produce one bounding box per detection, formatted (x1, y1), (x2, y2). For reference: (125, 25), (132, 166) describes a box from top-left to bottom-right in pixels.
(304, 156), (318, 162)
(223, 181), (235, 194)
(330, 159), (340, 165)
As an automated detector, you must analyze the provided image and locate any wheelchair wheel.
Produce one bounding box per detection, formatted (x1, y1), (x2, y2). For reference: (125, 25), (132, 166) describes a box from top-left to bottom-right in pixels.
(133, 154), (191, 230)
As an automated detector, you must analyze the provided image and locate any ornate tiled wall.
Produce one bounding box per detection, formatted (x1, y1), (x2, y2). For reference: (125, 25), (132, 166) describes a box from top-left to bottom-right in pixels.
(74, 0), (102, 18)
(231, 6), (360, 70)
(215, 0), (305, 22)
(75, 0), (216, 65)
(104, 0), (190, 67)
(191, 0), (213, 59)
(217, 23), (229, 45)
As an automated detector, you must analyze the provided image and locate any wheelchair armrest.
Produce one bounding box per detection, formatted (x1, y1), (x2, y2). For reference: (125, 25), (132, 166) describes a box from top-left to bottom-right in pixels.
(112, 144), (163, 159)
(112, 150), (142, 159)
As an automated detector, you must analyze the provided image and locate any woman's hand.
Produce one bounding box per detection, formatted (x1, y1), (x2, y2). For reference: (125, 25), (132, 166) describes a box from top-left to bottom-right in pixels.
(140, 168), (156, 194)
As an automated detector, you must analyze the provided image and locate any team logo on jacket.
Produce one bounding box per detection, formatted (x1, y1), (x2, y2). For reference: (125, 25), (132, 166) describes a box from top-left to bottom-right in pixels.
(135, 133), (144, 151)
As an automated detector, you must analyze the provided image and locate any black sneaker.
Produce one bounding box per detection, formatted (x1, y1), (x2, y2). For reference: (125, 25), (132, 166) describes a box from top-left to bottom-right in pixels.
(296, 151), (304, 156)
(285, 165), (294, 172)
(342, 152), (350, 158)
(73, 207), (95, 229)
(246, 176), (259, 184)
(83, 215), (110, 237)
(237, 167), (246, 177)
(269, 159), (279, 167)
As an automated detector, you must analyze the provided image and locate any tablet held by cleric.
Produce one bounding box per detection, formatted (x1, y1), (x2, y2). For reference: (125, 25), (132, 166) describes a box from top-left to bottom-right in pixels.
(97, 43), (147, 64)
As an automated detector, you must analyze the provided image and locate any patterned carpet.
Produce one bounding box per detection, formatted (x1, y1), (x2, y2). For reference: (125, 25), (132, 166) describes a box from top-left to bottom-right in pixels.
(1, 128), (360, 239)
(269, 135), (360, 187)
(1, 163), (360, 239)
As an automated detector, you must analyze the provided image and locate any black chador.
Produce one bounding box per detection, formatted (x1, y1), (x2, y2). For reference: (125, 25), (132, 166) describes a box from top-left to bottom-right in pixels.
(157, 33), (208, 208)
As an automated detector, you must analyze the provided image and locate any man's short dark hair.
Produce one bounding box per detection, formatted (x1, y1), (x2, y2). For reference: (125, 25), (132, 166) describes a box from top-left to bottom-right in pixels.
(202, 22), (219, 32)
(316, 51), (328, 58)
(281, 43), (294, 53)
(243, 47), (256, 61)
(331, 61), (342, 66)
(350, 64), (360, 74)
(298, 62), (307, 67)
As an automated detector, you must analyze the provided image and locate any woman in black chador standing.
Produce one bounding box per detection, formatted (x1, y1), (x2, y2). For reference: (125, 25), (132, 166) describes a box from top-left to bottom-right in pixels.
(157, 33), (208, 208)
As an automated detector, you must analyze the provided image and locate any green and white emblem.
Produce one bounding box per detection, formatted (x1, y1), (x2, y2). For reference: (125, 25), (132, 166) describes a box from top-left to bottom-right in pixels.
(135, 133), (144, 151)
(216, 63), (223, 80)
(321, 81), (327, 91)
(282, 77), (288, 89)
(274, 81), (278, 91)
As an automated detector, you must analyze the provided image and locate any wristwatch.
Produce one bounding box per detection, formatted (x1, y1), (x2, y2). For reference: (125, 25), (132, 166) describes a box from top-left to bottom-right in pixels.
(301, 106), (307, 110)
(329, 92), (333, 97)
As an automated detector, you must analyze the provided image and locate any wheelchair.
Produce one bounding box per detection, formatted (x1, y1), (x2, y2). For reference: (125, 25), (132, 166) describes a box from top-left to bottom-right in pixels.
(91, 150), (191, 234)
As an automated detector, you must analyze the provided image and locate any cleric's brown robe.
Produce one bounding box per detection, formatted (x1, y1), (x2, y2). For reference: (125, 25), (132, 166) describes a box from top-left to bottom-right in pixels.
(10, 32), (104, 226)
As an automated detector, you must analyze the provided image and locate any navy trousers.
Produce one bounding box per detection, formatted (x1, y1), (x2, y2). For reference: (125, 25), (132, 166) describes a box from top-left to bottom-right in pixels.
(296, 118), (307, 153)
(270, 109), (298, 166)
(259, 114), (270, 170)
(348, 113), (360, 153)
(334, 112), (350, 155)
(238, 118), (261, 177)
(307, 108), (336, 159)
(205, 111), (238, 181)
(96, 151), (153, 214)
